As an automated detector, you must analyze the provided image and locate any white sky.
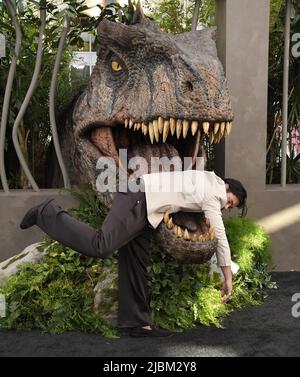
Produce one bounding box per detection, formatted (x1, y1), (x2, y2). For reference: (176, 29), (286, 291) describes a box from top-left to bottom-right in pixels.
(83, 1), (134, 17)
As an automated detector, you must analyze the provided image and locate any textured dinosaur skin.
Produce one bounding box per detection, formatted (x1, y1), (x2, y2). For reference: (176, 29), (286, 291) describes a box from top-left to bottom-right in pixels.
(64, 9), (233, 261)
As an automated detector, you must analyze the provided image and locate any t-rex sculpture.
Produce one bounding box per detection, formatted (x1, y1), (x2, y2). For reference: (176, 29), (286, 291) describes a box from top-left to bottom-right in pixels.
(59, 6), (234, 262)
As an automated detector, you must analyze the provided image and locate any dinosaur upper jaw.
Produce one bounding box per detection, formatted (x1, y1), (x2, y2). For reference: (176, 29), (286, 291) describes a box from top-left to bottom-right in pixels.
(83, 115), (232, 171)
(79, 115), (232, 245)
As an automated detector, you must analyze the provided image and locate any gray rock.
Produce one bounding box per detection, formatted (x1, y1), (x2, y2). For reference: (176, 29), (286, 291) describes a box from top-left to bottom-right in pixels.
(93, 269), (118, 325)
(0, 243), (47, 286)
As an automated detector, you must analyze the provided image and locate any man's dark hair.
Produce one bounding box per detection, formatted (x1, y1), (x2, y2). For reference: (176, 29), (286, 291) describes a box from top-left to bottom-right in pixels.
(224, 178), (247, 217)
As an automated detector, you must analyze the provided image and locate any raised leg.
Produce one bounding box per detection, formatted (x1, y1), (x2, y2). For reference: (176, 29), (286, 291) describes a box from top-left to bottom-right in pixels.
(29, 191), (148, 258)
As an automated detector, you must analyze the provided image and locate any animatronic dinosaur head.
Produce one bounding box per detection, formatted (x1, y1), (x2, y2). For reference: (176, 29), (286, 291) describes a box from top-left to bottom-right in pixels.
(72, 7), (233, 256)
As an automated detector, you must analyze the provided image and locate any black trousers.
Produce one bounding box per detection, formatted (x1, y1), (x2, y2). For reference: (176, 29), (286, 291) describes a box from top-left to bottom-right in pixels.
(35, 190), (153, 328)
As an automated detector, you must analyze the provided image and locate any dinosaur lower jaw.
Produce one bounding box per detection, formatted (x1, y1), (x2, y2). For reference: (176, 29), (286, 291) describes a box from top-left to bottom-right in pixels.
(163, 211), (216, 243)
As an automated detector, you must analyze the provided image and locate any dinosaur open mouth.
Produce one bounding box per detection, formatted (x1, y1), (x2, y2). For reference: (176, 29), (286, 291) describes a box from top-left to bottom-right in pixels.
(82, 116), (232, 244)
(87, 116), (232, 173)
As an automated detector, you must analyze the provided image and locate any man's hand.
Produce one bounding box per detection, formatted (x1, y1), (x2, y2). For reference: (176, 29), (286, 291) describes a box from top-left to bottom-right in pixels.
(220, 266), (233, 304)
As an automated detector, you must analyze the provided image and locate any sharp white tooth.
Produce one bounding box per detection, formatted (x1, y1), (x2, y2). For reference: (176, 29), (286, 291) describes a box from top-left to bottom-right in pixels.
(182, 120), (189, 139)
(176, 119), (182, 139)
(143, 123), (148, 135)
(177, 226), (182, 237)
(167, 218), (174, 229)
(129, 119), (133, 129)
(134, 123), (137, 131)
(158, 117), (164, 134)
(136, 123), (141, 131)
(153, 120), (159, 142)
(125, 119), (129, 128)
(163, 120), (170, 143)
(214, 122), (220, 135)
(217, 122), (225, 141)
(225, 121), (232, 136)
(170, 118), (176, 135)
(149, 122), (154, 144)
(221, 122), (226, 134)
(173, 225), (178, 235)
(163, 212), (169, 223)
(183, 228), (190, 240)
(191, 121), (198, 136)
(198, 235), (204, 242)
(203, 122), (210, 134)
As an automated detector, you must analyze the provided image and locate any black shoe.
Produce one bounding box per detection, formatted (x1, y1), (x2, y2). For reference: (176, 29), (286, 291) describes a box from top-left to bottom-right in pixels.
(119, 326), (174, 338)
(20, 198), (54, 230)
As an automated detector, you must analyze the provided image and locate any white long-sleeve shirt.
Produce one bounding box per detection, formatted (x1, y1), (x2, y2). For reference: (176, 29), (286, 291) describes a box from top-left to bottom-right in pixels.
(140, 170), (231, 267)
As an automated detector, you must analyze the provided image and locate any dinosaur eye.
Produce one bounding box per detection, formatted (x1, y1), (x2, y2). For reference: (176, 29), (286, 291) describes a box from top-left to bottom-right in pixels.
(111, 60), (123, 72)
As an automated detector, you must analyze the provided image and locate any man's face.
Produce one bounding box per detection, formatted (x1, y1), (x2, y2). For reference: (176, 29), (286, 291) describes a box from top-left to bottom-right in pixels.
(225, 192), (240, 209)
(224, 184), (240, 209)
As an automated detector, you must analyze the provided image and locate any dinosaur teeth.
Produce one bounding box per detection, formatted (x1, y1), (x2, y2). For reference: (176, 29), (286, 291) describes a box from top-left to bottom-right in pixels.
(124, 117), (232, 145)
(142, 123), (148, 135)
(163, 120), (170, 143)
(149, 122), (154, 144)
(203, 121), (210, 134)
(170, 118), (176, 135)
(182, 120), (189, 139)
(153, 120), (159, 142)
(176, 119), (182, 139)
(167, 217), (174, 229)
(225, 121), (232, 136)
(214, 122), (220, 135)
(191, 121), (198, 136)
(163, 211), (169, 224)
(158, 116), (164, 134)
(183, 228), (190, 240)
(177, 226), (182, 237)
(220, 121), (226, 135)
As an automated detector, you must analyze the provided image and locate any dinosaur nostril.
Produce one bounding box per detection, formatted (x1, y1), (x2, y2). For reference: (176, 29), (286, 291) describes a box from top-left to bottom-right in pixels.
(185, 81), (194, 92)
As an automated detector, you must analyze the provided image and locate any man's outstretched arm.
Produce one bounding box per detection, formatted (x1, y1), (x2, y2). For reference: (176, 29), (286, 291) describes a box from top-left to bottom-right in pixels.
(201, 200), (233, 301)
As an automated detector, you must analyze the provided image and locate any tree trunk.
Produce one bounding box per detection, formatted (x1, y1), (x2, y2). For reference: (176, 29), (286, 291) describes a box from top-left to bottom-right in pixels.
(192, 0), (202, 31)
(0, 0), (22, 192)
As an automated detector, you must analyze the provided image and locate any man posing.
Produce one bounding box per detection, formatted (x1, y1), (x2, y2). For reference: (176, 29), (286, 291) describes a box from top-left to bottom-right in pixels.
(20, 170), (247, 338)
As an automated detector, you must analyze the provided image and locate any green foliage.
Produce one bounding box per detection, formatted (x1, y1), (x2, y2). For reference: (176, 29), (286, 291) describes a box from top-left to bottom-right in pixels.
(267, 0), (300, 183)
(149, 216), (275, 331)
(0, 185), (275, 335)
(144, 0), (215, 34)
(0, 236), (118, 337)
(0, 1), (90, 189)
(0, 0), (139, 189)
